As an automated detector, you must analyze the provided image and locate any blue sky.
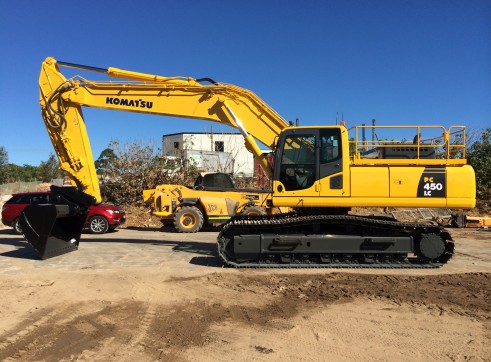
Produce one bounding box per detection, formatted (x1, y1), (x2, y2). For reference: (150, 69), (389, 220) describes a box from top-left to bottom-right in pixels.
(1, 0), (490, 166)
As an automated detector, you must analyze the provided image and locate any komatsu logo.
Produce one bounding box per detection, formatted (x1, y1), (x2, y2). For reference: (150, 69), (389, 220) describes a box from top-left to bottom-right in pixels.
(106, 97), (153, 109)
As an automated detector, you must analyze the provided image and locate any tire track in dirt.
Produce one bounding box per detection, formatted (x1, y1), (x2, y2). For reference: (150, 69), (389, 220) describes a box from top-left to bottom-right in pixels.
(0, 308), (57, 361)
(0, 272), (489, 361)
(101, 304), (158, 361)
(204, 272), (491, 319)
(0, 301), (146, 361)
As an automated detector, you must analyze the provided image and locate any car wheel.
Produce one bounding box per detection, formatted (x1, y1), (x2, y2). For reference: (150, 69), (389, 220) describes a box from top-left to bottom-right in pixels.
(174, 206), (204, 233)
(13, 218), (23, 234)
(88, 215), (109, 234)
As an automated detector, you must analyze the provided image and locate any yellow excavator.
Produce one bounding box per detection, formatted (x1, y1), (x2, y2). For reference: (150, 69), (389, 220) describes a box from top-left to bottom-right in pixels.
(20, 57), (476, 267)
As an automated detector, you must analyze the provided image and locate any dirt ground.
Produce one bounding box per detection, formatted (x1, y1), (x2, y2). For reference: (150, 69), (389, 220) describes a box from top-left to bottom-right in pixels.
(0, 226), (489, 361)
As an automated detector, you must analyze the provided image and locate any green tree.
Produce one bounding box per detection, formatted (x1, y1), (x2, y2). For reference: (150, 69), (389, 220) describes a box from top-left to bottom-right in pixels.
(3, 164), (38, 182)
(95, 148), (118, 176)
(37, 153), (63, 182)
(0, 147), (43, 183)
(467, 128), (491, 211)
(0, 146), (8, 183)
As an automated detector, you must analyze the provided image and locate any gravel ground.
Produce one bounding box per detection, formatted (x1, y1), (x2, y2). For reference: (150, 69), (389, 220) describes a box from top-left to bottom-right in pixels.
(0, 226), (489, 361)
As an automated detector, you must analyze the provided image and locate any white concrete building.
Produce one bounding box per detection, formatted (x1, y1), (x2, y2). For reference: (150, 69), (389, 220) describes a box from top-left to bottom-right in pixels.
(162, 132), (254, 177)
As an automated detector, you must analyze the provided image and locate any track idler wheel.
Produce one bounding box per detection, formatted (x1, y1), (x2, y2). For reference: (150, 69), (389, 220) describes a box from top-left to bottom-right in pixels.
(416, 233), (451, 262)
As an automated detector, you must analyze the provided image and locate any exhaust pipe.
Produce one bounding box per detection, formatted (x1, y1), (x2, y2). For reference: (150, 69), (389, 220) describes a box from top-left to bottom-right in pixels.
(20, 185), (96, 259)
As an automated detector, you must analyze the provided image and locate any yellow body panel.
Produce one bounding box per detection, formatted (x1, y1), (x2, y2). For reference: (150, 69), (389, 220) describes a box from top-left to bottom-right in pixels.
(350, 167), (389, 198)
(194, 196), (235, 219)
(271, 195), (450, 208)
(273, 164), (475, 209)
(318, 173), (347, 197)
(446, 165), (475, 206)
(389, 167), (426, 198)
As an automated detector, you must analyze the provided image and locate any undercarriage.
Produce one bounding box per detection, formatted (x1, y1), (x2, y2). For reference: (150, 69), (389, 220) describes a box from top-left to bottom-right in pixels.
(218, 214), (454, 268)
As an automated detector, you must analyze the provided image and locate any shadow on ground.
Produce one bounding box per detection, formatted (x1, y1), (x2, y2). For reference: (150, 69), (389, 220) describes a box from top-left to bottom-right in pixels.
(0, 228), (224, 267)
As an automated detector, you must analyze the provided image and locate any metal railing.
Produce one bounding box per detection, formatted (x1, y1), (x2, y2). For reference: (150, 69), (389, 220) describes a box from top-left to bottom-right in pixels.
(348, 125), (467, 165)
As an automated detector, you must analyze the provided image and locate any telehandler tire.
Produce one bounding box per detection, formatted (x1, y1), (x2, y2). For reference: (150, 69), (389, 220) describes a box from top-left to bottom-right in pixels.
(241, 206), (267, 216)
(174, 206), (204, 233)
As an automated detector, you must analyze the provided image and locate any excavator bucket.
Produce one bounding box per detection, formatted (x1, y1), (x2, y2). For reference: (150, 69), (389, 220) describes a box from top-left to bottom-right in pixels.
(19, 186), (96, 259)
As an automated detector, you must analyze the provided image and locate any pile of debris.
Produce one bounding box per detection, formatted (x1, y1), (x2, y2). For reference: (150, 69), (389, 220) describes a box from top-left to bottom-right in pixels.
(390, 208), (490, 229)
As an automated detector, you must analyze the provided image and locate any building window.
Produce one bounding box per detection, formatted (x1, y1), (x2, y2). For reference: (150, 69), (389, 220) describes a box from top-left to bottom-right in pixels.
(214, 141), (224, 152)
(174, 142), (180, 149)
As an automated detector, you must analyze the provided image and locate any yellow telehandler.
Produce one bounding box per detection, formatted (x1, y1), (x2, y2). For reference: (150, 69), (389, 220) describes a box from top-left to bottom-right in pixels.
(143, 172), (277, 233)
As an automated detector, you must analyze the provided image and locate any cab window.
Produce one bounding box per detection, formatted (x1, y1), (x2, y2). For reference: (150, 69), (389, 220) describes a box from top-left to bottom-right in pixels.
(320, 129), (341, 163)
(279, 135), (316, 191)
(30, 194), (49, 204)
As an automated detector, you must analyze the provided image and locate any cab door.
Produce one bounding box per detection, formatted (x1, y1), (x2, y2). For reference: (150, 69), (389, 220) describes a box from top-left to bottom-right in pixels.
(318, 128), (345, 197)
(273, 129), (319, 206)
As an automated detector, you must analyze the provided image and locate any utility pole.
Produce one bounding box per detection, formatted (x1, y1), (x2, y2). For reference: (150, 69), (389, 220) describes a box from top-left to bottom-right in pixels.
(372, 119), (376, 144)
(362, 123), (366, 150)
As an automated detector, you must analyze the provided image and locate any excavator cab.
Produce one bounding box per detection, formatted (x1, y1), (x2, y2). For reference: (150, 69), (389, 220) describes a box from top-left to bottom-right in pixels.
(274, 127), (346, 197)
(20, 185), (96, 259)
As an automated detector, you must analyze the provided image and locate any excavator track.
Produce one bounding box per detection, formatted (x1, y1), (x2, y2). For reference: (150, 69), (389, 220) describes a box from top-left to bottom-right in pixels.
(217, 214), (454, 268)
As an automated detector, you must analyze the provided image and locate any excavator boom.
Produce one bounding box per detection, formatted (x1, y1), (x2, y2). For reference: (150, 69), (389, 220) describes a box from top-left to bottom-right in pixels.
(25, 57), (289, 258)
(39, 58), (289, 202)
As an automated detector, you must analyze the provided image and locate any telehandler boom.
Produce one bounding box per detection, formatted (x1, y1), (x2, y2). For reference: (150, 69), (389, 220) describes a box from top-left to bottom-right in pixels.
(21, 57), (476, 267)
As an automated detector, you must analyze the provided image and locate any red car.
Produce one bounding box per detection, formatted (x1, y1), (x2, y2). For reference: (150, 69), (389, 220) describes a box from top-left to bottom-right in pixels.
(2, 191), (125, 234)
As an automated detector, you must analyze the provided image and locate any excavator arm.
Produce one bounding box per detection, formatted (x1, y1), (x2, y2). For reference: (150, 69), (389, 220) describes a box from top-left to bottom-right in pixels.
(39, 57), (289, 202)
(21, 57), (290, 258)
